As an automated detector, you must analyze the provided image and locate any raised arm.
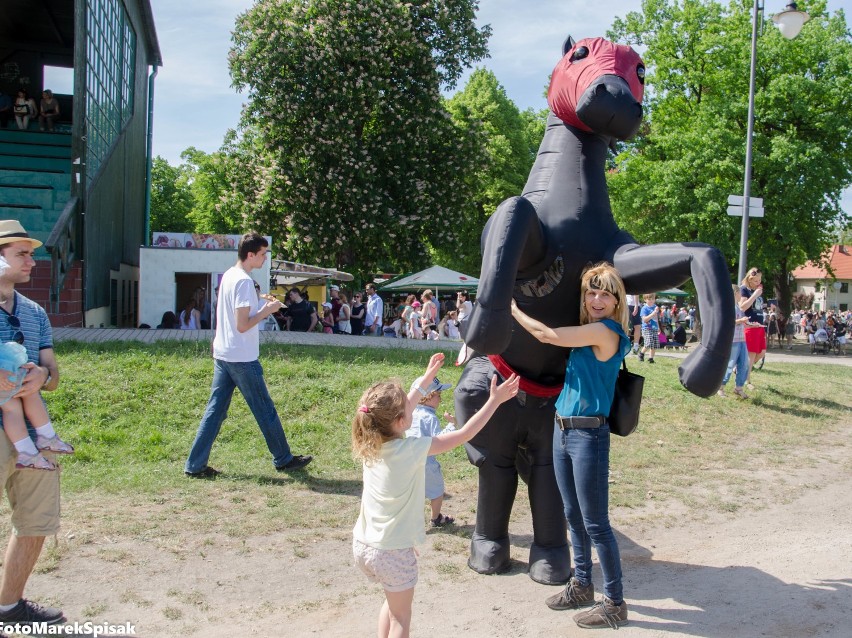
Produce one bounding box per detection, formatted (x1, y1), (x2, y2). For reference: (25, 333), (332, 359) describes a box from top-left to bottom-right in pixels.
(511, 300), (618, 359)
(429, 374), (519, 456)
(613, 241), (734, 397)
(406, 353), (445, 415)
(463, 196), (547, 354)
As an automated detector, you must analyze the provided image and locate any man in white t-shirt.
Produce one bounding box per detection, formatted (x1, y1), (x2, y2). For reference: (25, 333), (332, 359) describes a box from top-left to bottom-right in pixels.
(364, 284), (384, 335)
(185, 232), (312, 477)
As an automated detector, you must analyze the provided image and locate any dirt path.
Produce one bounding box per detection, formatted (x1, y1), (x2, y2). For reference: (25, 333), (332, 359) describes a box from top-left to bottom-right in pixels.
(31, 421), (851, 638)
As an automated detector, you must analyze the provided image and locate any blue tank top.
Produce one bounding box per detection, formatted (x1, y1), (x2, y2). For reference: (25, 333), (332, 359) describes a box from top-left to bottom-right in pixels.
(555, 318), (631, 418)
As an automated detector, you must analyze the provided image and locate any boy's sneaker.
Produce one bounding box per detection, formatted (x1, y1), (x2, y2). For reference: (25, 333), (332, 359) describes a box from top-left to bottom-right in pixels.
(638, 352), (644, 362)
(35, 434), (74, 454)
(276, 455), (313, 472)
(573, 597), (628, 629)
(546, 577), (595, 611)
(648, 358), (655, 364)
(15, 451), (55, 471)
(0, 599), (65, 627)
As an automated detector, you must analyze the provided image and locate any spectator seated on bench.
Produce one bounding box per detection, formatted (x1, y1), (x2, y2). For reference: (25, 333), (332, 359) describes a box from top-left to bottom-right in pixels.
(659, 325), (690, 350)
(671, 324), (688, 349)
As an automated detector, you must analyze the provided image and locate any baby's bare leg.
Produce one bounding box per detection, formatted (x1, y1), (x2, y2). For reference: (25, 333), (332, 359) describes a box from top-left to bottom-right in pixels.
(21, 392), (49, 428)
(0, 399), (30, 444)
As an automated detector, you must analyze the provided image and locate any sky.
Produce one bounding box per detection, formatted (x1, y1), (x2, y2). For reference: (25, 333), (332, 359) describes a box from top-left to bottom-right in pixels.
(147, 0), (852, 214)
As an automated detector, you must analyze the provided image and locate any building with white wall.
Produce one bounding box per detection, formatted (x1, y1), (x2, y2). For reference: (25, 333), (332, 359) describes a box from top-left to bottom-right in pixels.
(791, 245), (852, 312)
(139, 233), (271, 328)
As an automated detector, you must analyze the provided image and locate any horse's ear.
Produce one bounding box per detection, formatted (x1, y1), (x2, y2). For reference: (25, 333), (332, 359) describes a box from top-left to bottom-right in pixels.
(562, 36), (576, 56)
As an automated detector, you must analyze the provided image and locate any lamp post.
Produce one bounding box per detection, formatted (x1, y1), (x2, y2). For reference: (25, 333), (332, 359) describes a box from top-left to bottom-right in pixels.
(737, 1), (809, 283)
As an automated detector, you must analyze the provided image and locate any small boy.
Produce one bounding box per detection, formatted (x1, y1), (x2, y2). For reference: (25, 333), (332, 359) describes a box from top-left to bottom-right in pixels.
(406, 376), (456, 527)
(424, 324), (440, 341)
(639, 293), (660, 363)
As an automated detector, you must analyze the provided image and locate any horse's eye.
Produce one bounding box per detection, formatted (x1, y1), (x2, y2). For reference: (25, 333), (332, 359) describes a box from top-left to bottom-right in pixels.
(637, 64), (646, 85)
(570, 46), (589, 62)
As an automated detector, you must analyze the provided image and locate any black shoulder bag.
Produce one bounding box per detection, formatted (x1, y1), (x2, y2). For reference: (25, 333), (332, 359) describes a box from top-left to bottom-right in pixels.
(609, 359), (644, 437)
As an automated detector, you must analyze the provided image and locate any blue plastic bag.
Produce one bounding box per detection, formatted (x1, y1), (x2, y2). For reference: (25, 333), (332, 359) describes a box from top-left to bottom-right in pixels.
(0, 341), (29, 406)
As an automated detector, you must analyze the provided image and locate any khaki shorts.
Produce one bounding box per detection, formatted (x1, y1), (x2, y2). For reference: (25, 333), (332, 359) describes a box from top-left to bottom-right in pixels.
(0, 433), (60, 536)
(353, 539), (418, 592)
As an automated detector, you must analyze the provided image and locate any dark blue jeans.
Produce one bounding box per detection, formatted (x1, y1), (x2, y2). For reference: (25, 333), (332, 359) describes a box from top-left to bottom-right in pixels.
(185, 359), (293, 473)
(552, 420), (623, 602)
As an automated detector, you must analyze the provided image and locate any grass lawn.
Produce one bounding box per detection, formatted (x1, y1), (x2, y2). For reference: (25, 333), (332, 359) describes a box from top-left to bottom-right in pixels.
(5, 341), (850, 543)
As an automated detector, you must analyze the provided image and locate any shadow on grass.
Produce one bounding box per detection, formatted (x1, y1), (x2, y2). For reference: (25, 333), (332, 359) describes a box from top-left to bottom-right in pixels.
(222, 471), (362, 495)
(758, 387), (851, 416)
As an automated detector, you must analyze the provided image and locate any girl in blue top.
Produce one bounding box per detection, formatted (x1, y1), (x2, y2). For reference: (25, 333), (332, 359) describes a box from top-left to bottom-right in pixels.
(511, 262), (631, 630)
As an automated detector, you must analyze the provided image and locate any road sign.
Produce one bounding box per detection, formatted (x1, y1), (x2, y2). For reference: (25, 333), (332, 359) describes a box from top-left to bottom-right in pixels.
(728, 194), (763, 208)
(727, 206), (764, 217)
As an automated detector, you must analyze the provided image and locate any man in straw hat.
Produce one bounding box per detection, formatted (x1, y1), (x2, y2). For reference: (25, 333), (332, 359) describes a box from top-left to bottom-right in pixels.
(0, 220), (65, 627)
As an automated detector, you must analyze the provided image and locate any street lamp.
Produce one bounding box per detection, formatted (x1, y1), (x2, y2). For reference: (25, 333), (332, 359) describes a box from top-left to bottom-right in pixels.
(737, 1), (810, 283)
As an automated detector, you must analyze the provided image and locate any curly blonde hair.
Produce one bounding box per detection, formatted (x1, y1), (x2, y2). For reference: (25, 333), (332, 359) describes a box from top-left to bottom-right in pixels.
(578, 262), (629, 334)
(351, 381), (407, 464)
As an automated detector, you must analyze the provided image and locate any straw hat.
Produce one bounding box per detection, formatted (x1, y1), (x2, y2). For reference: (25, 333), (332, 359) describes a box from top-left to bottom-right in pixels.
(0, 220), (42, 248)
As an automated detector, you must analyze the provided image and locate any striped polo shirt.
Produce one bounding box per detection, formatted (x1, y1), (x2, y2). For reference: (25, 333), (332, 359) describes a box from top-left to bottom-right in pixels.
(0, 292), (53, 429)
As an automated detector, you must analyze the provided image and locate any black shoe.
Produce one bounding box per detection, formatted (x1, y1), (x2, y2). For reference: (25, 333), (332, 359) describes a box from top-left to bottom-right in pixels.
(0, 599), (65, 626)
(648, 358), (655, 363)
(638, 352), (644, 362)
(185, 466), (221, 478)
(276, 455), (313, 472)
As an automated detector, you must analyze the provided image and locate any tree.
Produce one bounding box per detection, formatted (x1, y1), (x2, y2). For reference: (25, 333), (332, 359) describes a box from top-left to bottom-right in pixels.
(441, 69), (534, 273)
(180, 143), (247, 234)
(149, 156), (194, 233)
(792, 291), (814, 311)
(607, 0), (852, 315)
(228, 0), (490, 279)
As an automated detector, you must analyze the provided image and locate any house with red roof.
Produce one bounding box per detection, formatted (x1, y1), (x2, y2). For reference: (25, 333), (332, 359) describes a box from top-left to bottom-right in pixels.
(791, 245), (852, 311)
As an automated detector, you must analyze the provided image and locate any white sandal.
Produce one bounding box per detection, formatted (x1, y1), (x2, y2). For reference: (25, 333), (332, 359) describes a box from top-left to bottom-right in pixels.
(15, 452), (56, 471)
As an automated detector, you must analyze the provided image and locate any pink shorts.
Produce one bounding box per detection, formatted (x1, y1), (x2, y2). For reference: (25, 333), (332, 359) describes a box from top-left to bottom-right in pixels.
(353, 539), (418, 592)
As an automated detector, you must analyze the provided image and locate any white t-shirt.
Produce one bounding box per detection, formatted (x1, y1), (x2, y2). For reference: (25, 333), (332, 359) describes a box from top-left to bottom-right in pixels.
(457, 300), (473, 321)
(353, 436), (432, 549)
(213, 266), (260, 362)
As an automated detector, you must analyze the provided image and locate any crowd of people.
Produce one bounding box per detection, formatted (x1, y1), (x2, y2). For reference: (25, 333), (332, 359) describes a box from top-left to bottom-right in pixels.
(155, 285), (471, 341)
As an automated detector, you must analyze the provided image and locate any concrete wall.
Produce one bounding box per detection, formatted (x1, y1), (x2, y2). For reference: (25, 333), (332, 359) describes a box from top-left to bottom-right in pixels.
(139, 248), (271, 328)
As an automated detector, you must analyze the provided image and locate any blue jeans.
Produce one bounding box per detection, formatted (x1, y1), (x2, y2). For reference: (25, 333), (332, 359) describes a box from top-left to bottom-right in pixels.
(185, 358), (293, 473)
(553, 420), (623, 603)
(722, 341), (749, 388)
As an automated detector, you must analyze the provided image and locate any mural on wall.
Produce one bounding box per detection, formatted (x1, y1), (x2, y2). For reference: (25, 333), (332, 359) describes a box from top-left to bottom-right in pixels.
(151, 232), (266, 250)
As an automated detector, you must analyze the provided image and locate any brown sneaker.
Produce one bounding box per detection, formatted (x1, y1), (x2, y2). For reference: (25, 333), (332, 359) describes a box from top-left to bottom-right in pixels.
(545, 577), (595, 611)
(573, 597), (628, 629)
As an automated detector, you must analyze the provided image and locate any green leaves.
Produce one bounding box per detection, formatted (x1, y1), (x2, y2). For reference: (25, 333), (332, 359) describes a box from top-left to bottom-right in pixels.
(608, 0), (852, 310)
(224, 0), (490, 279)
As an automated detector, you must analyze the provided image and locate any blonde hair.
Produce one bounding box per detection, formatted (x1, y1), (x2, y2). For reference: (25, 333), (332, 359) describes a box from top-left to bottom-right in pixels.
(579, 262), (629, 334)
(421, 289), (433, 300)
(351, 381), (407, 464)
(417, 389), (441, 405)
(741, 267), (761, 287)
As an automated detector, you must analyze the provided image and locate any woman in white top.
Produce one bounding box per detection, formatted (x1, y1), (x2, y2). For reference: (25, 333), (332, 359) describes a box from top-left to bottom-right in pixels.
(179, 298), (201, 330)
(337, 293), (352, 334)
(13, 90), (37, 130)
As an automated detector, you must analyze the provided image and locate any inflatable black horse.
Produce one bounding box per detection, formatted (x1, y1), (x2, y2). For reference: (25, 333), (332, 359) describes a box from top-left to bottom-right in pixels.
(456, 36), (734, 584)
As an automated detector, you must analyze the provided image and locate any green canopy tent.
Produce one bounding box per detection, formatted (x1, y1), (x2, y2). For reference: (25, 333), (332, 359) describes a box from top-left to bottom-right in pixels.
(657, 287), (689, 297)
(378, 265), (479, 294)
(654, 287), (690, 305)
